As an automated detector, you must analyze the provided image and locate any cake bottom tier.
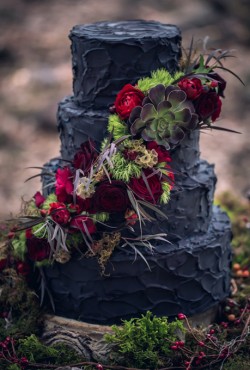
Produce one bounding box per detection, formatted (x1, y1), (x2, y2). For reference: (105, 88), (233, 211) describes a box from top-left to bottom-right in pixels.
(43, 206), (232, 325)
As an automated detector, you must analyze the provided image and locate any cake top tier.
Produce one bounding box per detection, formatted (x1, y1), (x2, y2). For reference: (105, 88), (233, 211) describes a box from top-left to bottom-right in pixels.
(70, 20), (181, 109)
(70, 20), (180, 40)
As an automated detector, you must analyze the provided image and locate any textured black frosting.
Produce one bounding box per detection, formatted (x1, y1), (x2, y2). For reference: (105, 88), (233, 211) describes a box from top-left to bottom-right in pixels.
(57, 97), (109, 160)
(44, 206), (232, 324)
(70, 20), (181, 108)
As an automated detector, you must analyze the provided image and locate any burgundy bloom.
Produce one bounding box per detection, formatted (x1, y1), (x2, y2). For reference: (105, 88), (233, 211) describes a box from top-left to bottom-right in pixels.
(34, 191), (45, 208)
(178, 77), (203, 100)
(26, 235), (50, 262)
(194, 92), (222, 122)
(49, 202), (71, 225)
(55, 167), (74, 203)
(114, 84), (145, 120)
(73, 139), (98, 173)
(92, 180), (129, 213)
(146, 141), (172, 163)
(129, 169), (163, 204)
(16, 261), (31, 276)
(0, 258), (7, 272)
(207, 72), (227, 97)
(70, 215), (96, 234)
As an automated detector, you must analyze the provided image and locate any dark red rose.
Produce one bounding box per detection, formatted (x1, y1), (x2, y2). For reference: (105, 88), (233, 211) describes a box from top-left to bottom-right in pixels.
(129, 169), (163, 204)
(92, 180), (129, 213)
(55, 167), (74, 203)
(70, 215), (96, 234)
(16, 261), (31, 276)
(114, 84), (145, 120)
(49, 202), (71, 225)
(73, 139), (98, 173)
(178, 77), (203, 100)
(146, 141), (172, 163)
(207, 72), (226, 98)
(34, 191), (45, 208)
(69, 196), (92, 214)
(194, 92), (222, 122)
(0, 258), (7, 272)
(26, 236), (50, 262)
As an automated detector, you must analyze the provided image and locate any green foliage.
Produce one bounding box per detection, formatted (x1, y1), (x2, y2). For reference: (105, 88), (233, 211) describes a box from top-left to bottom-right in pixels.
(223, 356), (250, 370)
(215, 192), (250, 265)
(105, 311), (185, 369)
(108, 114), (129, 139)
(17, 334), (81, 365)
(110, 152), (141, 182)
(0, 271), (42, 341)
(137, 69), (184, 93)
(6, 365), (21, 370)
(92, 212), (109, 222)
(32, 222), (47, 238)
(160, 181), (171, 204)
(42, 193), (57, 210)
(12, 231), (26, 260)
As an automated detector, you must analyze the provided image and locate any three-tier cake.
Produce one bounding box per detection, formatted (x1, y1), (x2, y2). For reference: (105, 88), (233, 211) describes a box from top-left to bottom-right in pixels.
(42, 20), (232, 324)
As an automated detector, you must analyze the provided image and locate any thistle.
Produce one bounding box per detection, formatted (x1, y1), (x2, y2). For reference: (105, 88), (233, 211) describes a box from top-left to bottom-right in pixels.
(130, 84), (198, 149)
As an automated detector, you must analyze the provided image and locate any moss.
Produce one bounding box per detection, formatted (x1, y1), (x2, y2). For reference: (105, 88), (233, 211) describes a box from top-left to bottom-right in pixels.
(17, 334), (81, 365)
(105, 311), (185, 369)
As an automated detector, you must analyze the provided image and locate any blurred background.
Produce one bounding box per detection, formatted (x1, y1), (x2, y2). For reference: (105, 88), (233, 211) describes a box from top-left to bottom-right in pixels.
(0, 0), (249, 218)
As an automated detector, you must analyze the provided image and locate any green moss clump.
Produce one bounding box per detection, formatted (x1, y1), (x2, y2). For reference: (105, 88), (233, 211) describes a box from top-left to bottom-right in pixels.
(137, 69), (184, 93)
(105, 311), (185, 369)
(17, 334), (81, 365)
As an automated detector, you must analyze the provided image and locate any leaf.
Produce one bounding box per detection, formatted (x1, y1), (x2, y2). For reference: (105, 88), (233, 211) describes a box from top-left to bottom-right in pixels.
(213, 66), (245, 86)
(148, 84), (165, 106)
(204, 125), (242, 134)
(137, 200), (168, 220)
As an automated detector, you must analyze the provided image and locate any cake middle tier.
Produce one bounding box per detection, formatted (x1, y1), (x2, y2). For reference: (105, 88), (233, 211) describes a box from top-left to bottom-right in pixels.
(58, 97), (201, 174)
(43, 155), (215, 240)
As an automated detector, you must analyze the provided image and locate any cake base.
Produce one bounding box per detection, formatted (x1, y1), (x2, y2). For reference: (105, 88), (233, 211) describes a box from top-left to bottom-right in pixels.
(42, 305), (218, 363)
(43, 206), (232, 325)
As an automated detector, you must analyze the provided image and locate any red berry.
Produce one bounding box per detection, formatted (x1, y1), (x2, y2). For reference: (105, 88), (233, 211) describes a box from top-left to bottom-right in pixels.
(96, 365), (103, 370)
(177, 313), (186, 320)
(209, 329), (215, 334)
(198, 341), (205, 346)
(199, 351), (206, 357)
(170, 345), (178, 351)
(178, 340), (185, 347)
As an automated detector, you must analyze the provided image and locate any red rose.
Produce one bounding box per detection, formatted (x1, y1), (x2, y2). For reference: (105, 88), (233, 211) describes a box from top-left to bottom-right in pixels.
(26, 236), (50, 262)
(129, 169), (163, 204)
(0, 258), (7, 272)
(49, 202), (71, 225)
(34, 191), (45, 208)
(146, 141), (172, 163)
(92, 180), (129, 213)
(194, 92), (222, 122)
(55, 167), (74, 203)
(114, 84), (145, 120)
(70, 215), (96, 234)
(178, 78), (203, 100)
(73, 139), (98, 173)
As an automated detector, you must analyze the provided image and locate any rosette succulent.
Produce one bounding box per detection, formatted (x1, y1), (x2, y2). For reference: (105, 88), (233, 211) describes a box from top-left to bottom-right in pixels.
(129, 84), (198, 149)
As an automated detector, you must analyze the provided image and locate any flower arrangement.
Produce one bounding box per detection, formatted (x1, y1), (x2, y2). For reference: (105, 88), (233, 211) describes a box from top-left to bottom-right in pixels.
(0, 44), (242, 277)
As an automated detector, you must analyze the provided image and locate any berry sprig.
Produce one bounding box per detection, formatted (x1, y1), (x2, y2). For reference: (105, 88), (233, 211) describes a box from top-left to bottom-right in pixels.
(0, 336), (28, 369)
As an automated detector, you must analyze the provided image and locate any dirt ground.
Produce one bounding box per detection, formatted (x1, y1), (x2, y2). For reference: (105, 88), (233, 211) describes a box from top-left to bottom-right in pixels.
(0, 0), (250, 218)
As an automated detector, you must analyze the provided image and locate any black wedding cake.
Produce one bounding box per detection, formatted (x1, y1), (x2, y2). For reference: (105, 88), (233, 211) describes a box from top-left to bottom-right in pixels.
(43, 20), (232, 324)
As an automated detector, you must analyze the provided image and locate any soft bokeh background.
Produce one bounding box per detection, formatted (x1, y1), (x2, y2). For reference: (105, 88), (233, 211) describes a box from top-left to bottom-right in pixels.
(0, 0), (249, 218)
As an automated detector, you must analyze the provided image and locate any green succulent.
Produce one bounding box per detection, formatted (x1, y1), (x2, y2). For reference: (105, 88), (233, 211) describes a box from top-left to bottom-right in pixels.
(130, 84), (198, 149)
